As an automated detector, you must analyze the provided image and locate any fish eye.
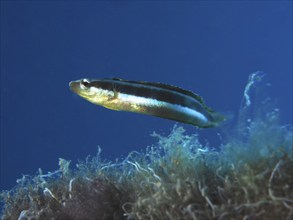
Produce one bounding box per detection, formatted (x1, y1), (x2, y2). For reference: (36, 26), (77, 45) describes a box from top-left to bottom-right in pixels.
(80, 79), (90, 89)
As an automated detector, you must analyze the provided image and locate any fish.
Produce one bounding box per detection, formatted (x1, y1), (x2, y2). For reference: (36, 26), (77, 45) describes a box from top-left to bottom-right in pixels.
(69, 78), (225, 128)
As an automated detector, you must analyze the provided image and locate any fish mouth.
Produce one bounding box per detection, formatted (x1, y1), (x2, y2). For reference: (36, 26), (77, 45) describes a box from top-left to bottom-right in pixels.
(69, 80), (80, 94)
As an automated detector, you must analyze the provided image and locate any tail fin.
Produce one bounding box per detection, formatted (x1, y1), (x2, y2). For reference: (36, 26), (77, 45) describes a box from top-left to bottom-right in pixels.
(210, 111), (233, 127)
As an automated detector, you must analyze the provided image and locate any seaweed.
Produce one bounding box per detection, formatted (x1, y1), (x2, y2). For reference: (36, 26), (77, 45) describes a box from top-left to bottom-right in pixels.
(1, 72), (292, 220)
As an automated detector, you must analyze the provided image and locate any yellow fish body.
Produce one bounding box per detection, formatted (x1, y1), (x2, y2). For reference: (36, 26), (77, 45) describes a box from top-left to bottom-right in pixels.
(69, 78), (225, 128)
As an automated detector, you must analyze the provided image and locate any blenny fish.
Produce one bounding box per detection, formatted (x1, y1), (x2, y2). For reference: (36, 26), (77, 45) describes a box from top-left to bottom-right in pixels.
(69, 78), (225, 128)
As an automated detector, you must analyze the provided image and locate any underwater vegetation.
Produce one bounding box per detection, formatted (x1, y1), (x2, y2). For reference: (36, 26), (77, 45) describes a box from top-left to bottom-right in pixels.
(1, 72), (292, 220)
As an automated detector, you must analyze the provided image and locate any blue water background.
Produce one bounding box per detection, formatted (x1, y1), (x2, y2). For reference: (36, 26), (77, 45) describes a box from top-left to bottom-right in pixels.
(1, 1), (292, 190)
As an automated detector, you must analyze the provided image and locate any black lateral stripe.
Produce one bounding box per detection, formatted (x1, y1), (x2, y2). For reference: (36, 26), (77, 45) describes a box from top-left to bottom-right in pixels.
(89, 79), (209, 114)
(111, 78), (205, 104)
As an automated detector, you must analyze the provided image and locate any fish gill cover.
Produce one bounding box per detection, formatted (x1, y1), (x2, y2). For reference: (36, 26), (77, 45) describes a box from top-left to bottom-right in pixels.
(1, 72), (292, 220)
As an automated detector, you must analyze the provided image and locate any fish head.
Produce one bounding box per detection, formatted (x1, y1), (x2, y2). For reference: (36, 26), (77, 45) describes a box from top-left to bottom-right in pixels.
(69, 79), (113, 106)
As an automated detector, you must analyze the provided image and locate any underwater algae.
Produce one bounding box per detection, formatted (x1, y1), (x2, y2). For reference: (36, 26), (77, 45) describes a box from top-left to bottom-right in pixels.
(1, 72), (292, 220)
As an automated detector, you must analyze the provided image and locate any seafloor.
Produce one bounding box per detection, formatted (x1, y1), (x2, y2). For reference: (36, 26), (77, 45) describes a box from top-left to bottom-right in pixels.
(1, 72), (292, 220)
